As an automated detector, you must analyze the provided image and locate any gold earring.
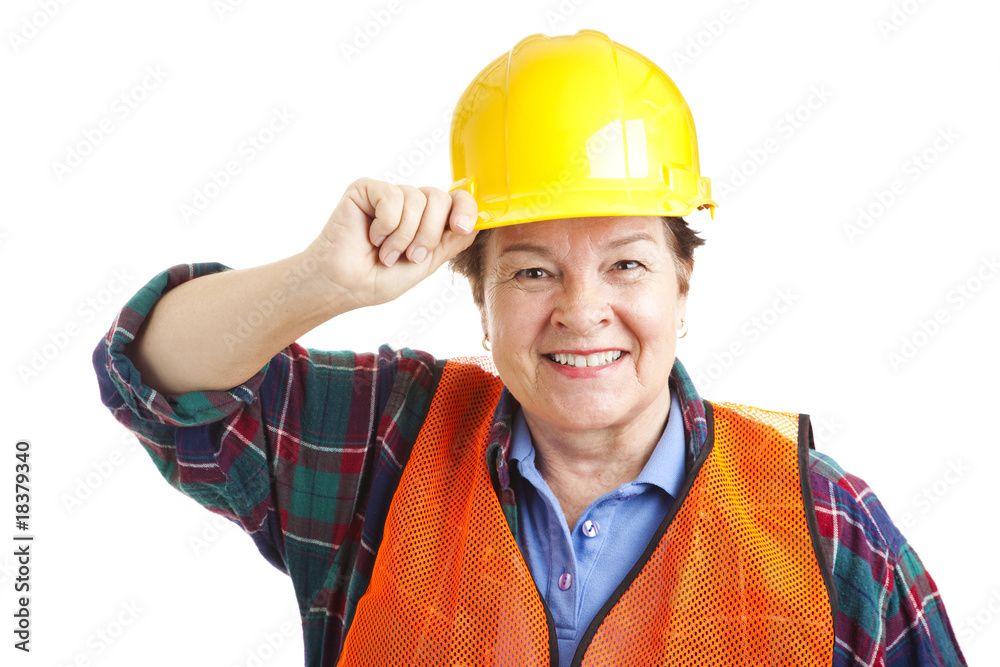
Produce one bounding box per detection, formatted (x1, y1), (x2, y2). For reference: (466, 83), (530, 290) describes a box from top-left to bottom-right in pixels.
(678, 318), (688, 339)
(482, 334), (491, 351)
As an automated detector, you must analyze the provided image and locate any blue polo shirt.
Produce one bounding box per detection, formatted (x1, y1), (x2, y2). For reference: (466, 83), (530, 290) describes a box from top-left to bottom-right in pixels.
(508, 390), (686, 667)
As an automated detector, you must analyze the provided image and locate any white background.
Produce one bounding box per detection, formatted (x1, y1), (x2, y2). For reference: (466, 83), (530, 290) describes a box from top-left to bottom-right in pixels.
(2, 0), (998, 665)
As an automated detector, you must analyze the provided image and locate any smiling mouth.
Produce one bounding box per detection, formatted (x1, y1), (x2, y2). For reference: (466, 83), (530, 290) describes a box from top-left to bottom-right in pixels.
(545, 351), (624, 368)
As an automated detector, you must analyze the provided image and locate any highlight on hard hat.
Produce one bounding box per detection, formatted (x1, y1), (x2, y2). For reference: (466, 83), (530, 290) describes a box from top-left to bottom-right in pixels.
(448, 29), (717, 230)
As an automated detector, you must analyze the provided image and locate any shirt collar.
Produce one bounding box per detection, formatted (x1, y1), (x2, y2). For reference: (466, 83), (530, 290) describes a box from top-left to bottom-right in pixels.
(508, 389), (687, 499)
(489, 357), (708, 488)
(486, 357), (708, 537)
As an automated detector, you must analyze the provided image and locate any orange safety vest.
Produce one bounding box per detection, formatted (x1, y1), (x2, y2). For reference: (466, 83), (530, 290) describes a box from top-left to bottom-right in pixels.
(339, 357), (836, 666)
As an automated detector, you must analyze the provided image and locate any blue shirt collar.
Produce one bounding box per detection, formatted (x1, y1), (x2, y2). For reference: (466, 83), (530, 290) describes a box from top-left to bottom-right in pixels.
(508, 388), (687, 500)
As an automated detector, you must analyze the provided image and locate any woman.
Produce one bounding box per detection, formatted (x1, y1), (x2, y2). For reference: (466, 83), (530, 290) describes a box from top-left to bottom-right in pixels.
(93, 30), (965, 666)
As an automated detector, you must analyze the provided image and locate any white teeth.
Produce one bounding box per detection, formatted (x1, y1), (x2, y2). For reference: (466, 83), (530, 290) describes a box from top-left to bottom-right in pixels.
(548, 351), (622, 368)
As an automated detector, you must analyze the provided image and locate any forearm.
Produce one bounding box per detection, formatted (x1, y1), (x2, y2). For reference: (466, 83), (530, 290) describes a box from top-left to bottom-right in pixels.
(126, 250), (350, 395)
(125, 176), (478, 396)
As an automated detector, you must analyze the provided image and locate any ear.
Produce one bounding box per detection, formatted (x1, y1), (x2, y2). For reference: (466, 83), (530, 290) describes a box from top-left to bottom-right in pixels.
(676, 293), (688, 328)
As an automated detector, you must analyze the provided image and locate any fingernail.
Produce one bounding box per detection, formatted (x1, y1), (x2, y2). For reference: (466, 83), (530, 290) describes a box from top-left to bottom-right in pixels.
(454, 215), (471, 233)
(383, 250), (400, 266)
(410, 246), (428, 263)
(374, 235), (387, 247)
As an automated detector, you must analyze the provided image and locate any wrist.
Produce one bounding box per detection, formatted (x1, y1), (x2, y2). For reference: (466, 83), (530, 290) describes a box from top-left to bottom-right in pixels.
(285, 244), (360, 322)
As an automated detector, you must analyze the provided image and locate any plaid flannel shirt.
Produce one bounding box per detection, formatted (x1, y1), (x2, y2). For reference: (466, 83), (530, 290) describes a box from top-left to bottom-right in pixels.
(92, 262), (966, 666)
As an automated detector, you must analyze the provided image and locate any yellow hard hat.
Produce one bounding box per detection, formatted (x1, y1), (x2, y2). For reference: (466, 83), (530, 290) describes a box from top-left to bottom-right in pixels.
(448, 29), (716, 230)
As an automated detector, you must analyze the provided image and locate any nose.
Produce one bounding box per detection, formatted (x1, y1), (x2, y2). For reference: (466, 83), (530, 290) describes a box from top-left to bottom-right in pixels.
(550, 274), (612, 335)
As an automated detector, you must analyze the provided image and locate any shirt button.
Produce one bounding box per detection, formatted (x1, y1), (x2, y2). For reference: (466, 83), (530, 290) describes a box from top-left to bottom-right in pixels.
(558, 573), (572, 591)
(581, 519), (600, 538)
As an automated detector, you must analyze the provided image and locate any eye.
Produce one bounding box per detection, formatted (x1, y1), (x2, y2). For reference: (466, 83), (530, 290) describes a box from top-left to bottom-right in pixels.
(515, 267), (550, 279)
(613, 260), (644, 271)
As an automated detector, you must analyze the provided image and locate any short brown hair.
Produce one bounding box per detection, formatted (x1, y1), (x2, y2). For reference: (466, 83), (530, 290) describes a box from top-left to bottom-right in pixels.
(448, 216), (706, 312)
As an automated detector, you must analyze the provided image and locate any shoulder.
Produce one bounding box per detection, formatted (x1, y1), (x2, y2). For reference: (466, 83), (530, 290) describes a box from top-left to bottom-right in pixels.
(363, 344), (447, 423)
(806, 449), (908, 560)
(806, 451), (967, 665)
(707, 402), (906, 561)
(806, 449), (904, 658)
(374, 343), (443, 384)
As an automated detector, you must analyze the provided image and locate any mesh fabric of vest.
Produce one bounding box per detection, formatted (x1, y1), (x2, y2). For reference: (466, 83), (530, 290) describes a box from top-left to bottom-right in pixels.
(339, 359), (833, 666)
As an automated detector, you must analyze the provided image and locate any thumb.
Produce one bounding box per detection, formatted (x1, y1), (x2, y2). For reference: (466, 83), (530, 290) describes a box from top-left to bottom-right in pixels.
(427, 227), (480, 271)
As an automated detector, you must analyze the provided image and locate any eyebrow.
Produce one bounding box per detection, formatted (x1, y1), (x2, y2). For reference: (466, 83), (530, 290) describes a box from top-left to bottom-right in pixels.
(498, 231), (659, 258)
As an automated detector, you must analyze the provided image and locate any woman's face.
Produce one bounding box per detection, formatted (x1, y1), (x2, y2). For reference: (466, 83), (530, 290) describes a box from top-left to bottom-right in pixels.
(482, 215), (686, 436)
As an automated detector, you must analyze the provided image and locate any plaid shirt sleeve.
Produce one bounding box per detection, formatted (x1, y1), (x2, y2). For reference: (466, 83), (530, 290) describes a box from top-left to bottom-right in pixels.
(91, 262), (444, 665)
(809, 451), (967, 666)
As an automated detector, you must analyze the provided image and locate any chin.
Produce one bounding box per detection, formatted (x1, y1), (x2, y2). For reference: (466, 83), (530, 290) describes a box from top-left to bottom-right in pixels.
(535, 396), (633, 431)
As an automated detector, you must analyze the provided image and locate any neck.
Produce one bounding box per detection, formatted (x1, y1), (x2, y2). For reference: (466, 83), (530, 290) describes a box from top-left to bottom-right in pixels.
(520, 392), (672, 530)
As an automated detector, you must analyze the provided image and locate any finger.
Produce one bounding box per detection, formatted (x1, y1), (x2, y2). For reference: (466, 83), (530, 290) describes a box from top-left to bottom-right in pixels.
(405, 187), (452, 264)
(427, 227), (479, 271)
(447, 189), (479, 234)
(377, 184), (427, 266)
(360, 178), (404, 247)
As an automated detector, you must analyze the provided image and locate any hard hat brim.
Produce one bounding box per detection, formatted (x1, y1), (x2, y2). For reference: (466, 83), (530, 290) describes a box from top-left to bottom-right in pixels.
(448, 177), (718, 229)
